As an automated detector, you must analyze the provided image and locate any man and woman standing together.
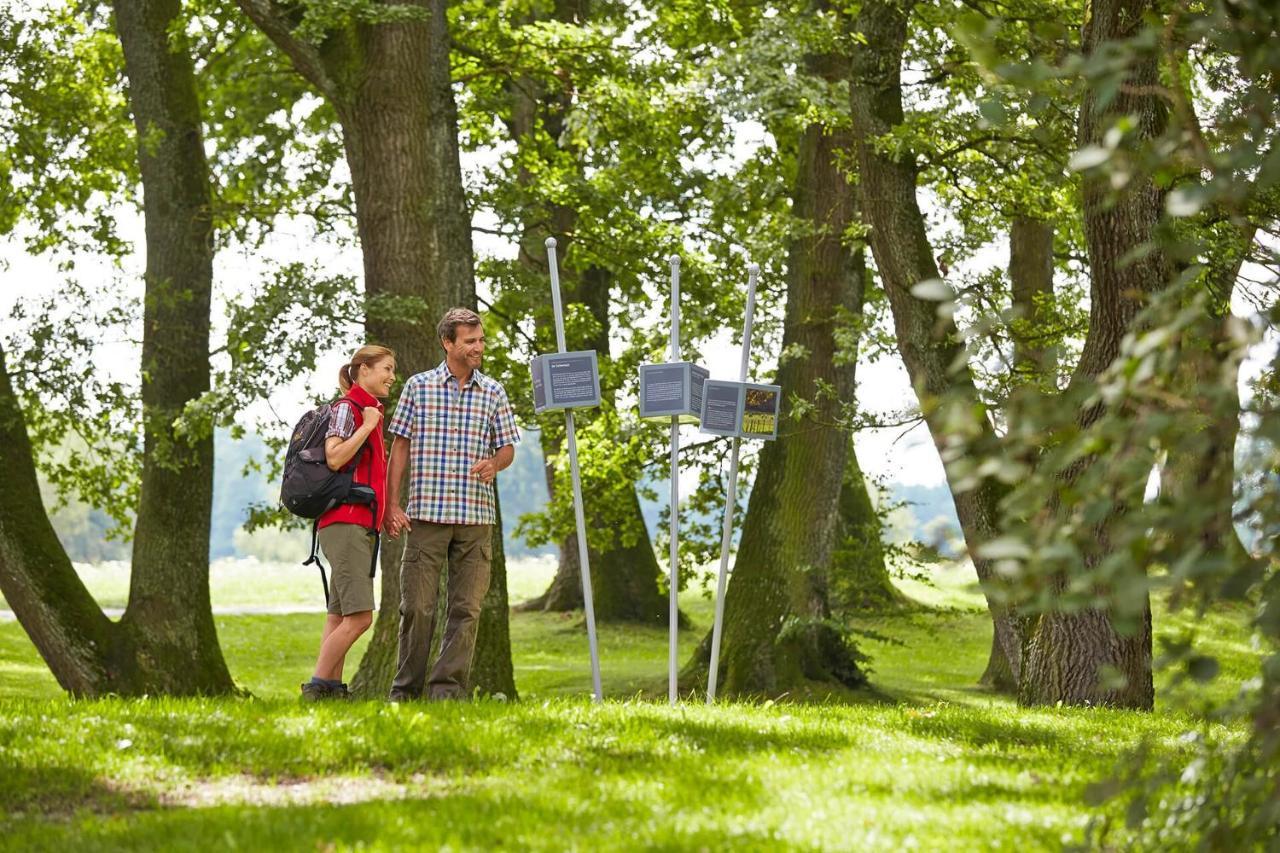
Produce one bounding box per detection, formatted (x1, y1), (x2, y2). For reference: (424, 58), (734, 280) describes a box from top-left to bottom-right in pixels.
(302, 307), (520, 701)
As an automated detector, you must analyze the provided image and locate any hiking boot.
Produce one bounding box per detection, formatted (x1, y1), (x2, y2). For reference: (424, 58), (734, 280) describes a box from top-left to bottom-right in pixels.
(387, 690), (414, 703)
(300, 681), (341, 701)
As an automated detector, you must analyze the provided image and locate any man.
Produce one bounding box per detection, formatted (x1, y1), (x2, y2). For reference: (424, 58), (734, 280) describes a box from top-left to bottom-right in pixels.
(384, 307), (519, 700)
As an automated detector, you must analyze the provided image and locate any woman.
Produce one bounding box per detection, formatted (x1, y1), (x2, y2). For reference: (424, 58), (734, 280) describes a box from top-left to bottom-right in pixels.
(301, 345), (396, 700)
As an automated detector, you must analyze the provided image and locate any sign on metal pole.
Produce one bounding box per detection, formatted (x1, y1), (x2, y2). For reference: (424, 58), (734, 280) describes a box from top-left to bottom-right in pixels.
(535, 237), (603, 702)
(637, 255), (710, 705)
(704, 263), (760, 703)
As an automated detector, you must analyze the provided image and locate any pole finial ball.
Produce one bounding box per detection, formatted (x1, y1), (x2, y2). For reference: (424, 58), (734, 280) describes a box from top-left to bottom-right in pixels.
(748, 263), (760, 275)
(545, 237), (557, 249)
(669, 254), (681, 267)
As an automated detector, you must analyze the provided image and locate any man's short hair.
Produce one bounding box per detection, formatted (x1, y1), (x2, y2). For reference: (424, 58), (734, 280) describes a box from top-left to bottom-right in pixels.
(437, 307), (482, 343)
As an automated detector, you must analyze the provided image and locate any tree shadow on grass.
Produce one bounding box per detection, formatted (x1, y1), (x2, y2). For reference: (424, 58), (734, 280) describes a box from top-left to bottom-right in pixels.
(2, 739), (1077, 851)
(0, 766), (157, 823)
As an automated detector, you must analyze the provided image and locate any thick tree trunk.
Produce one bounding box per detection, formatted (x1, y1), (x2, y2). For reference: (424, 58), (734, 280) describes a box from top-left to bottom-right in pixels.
(1019, 0), (1169, 710)
(113, 0), (233, 693)
(700, 61), (868, 696)
(832, 442), (902, 611)
(0, 345), (132, 695)
(468, 495), (517, 697)
(0, 0), (235, 696)
(504, 42), (669, 622)
(829, 250), (897, 613)
(238, 0), (514, 697)
(848, 0), (1024, 690)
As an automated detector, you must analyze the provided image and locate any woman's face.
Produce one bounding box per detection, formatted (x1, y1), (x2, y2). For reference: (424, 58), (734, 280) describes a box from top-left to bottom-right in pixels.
(360, 357), (397, 398)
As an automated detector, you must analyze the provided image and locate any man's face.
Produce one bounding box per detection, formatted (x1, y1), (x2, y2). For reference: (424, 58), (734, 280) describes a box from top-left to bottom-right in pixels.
(443, 323), (485, 369)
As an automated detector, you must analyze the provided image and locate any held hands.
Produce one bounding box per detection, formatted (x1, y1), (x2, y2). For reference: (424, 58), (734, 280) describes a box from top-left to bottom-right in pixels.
(384, 506), (412, 538)
(470, 457), (499, 484)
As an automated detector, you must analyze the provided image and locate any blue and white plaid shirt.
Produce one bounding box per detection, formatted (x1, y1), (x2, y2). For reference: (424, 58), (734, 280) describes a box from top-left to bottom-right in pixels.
(387, 361), (520, 525)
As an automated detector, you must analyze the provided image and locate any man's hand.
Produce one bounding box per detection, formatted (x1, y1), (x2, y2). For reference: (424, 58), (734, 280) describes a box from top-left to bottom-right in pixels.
(469, 457), (499, 484)
(385, 506), (412, 538)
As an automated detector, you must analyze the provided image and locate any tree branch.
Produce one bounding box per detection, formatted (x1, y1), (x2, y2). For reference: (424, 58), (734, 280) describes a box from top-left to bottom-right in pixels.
(235, 0), (340, 102)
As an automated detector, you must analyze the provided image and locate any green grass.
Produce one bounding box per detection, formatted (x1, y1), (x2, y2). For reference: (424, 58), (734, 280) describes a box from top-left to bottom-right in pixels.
(0, 559), (1261, 850)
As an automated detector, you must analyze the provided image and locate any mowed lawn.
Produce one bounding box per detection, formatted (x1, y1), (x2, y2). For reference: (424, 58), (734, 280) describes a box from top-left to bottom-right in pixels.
(0, 558), (1259, 850)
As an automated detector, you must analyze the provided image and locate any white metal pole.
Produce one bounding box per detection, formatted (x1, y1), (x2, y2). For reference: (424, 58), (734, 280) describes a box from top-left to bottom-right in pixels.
(706, 263), (759, 703)
(668, 253), (681, 706)
(546, 237), (603, 703)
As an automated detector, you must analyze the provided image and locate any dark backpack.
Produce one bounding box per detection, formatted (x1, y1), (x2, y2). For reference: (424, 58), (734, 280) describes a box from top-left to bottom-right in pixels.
(280, 399), (379, 604)
(281, 399), (366, 519)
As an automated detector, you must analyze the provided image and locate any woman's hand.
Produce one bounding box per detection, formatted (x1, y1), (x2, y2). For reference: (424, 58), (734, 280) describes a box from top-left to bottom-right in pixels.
(385, 506), (412, 538)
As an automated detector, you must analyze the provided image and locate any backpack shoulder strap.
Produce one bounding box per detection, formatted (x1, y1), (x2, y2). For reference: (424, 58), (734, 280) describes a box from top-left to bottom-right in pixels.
(331, 397), (371, 466)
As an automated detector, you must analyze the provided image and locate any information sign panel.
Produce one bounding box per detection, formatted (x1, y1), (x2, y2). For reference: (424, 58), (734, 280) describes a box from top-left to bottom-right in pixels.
(698, 380), (781, 440)
(530, 350), (602, 413)
(639, 362), (710, 422)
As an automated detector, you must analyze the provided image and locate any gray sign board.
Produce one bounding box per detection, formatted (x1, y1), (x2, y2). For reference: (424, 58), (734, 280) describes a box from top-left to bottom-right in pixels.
(699, 380), (743, 437)
(638, 361), (710, 423)
(531, 350), (602, 413)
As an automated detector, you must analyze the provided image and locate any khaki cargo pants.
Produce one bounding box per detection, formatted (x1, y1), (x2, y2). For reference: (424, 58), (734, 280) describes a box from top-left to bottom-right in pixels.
(391, 521), (492, 700)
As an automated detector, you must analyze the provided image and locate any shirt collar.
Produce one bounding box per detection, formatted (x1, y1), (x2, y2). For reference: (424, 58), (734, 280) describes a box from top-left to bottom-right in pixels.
(435, 360), (480, 390)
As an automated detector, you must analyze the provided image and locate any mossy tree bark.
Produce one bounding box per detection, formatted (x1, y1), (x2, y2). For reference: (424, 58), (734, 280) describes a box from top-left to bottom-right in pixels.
(501, 0), (668, 624)
(973, 215), (1057, 692)
(238, 0), (514, 698)
(1017, 0), (1169, 710)
(467, 495), (517, 697)
(115, 0), (234, 693)
(832, 441), (901, 612)
(687, 37), (869, 696)
(0, 343), (136, 694)
(0, 0), (235, 695)
(848, 0), (1023, 692)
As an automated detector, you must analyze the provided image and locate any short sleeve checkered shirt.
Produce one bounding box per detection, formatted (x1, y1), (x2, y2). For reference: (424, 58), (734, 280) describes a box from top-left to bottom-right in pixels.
(387, 362), (520, 525)
(326, 401), (356, 440)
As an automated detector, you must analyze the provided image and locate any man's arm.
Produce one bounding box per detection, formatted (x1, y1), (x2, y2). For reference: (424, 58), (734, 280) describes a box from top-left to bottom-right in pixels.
(385, 436), (412, 537)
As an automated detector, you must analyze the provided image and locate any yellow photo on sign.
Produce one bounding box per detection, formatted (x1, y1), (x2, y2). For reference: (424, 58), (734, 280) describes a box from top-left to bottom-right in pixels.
(741, 385), (780, 439)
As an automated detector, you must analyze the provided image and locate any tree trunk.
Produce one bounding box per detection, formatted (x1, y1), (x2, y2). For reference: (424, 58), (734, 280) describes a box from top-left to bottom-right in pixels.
(503, 33), (669, 622)
(1159, 230), (1258, 573)
(974, 215), (1058, 692)
(0, 0), (235, 696)
(848, 0), (1024, 690)
(0, 345), (132, 695)
(237, 0), (514, 698)
(1009, 216), (1057, 382)
(468, 494), (517, 697)
(832, 441), (902, 611)
(514, 424), (585, 611)
(698, 54), (868, 696)
(115, 0), (233, 695)
(1019, 0), (1169, 710)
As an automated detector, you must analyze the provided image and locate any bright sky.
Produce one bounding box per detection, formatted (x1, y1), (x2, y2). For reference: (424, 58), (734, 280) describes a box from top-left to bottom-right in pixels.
(4, 125), (1274, 495)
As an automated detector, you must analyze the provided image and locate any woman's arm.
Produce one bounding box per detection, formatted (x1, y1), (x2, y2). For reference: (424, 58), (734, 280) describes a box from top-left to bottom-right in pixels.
(325, 406), (382, 471)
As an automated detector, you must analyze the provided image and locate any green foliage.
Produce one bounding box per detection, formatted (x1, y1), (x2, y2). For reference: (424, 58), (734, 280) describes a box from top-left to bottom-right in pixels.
(0, 4), (134, 255)
(4, 282), (141, 535)
(949, 0), (1280, 845)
